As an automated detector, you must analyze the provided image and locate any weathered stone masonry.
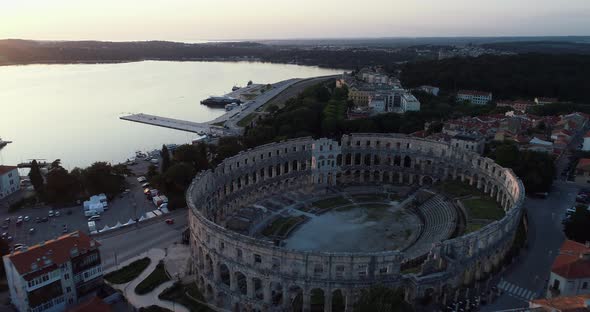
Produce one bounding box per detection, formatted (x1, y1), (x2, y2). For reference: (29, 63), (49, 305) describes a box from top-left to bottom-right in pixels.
(186, 133), (525, 311)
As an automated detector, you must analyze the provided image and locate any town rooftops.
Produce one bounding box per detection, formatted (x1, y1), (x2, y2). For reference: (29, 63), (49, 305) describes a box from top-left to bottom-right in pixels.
(452, 133), (483, 142)
(0, 165), (17, 175)
(7, 231), (100, 277)
(531, 293), (590, 311)
(551, 240), (590, 279)
(457, 90), (492, 97)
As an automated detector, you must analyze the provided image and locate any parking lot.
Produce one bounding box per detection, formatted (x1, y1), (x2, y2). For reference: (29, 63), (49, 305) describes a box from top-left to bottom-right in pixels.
(0, 156), (165, 249)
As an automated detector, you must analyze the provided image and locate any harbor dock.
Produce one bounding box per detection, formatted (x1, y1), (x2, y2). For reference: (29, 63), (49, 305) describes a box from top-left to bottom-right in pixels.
(119, 113), (232, 136)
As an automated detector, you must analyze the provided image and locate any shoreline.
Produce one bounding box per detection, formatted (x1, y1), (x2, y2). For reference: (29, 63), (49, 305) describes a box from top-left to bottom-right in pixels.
(0, 58), (349, 70)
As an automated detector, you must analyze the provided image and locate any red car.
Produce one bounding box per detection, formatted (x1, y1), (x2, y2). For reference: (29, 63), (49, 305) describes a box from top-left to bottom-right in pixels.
(165, 219), (174, 225)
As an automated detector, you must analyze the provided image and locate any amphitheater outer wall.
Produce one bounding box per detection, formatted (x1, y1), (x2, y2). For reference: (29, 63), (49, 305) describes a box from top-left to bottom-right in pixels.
(187, 133), (525, 312)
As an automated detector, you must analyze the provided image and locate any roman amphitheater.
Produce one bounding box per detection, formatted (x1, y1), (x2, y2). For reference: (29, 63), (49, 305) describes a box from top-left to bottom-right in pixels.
(186, 133), (525, 312)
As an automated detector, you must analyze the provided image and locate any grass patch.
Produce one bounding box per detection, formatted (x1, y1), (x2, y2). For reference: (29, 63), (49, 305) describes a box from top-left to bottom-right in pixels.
(262, 216), (306, 237)
(436, 181), (482, 198)
(159, 282), (210, 312)
(211, 121), (225, 127)
(135, 261), (170, 295)
(351, 193), (390, 202)
(462, 198), (504, 220)
(312, 196), (352, 210)
(237, 113), (258, 127)
(401, 266), (421, 274)
(364, 204), (392, 220)
(465, 223), (485, 233)
(104, 257), (151, 284)
(8, 196), (38, 212)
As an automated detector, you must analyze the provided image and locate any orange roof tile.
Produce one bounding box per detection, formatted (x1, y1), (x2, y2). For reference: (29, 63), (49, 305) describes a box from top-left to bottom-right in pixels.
(577, 159), (590, 172)
(531, 293), (590, 311)
(0, 166), (17, 175)
(8, 231), (100, 276)
(551, 240), (590, 279)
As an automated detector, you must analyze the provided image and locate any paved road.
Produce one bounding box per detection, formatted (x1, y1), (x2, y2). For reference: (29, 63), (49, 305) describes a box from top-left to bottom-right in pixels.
(482, 181), (578, 310)
(98, 209), (188, 270)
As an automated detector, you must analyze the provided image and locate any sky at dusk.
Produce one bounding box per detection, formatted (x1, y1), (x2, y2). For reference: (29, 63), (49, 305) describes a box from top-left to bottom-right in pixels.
(1, 0), (589, 41)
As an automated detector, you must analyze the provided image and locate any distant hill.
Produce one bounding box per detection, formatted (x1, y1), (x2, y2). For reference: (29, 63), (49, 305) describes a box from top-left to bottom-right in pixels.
(482, 41), (590, 54)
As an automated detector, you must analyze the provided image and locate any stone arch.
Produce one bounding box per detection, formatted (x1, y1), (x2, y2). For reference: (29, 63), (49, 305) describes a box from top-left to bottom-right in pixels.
(404, 155), (412, 168)
(289, 285), (304, 312)
(332, 289), (345, 312)
(234, 271), (247, 295)
(219, 263), (230, 287)
(364, 154), (371, 166)
(205, 254), (214, 274)
(252, 277), (263, 300)
(373, 154), (380, 165)
(394, 155), (401, 166)
(310, 288), (325, 311)
(270, 281), (284, 306)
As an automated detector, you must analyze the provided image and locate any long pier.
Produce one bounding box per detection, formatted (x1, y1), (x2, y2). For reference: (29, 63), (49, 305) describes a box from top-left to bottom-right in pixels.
(119, 113), (232, 136)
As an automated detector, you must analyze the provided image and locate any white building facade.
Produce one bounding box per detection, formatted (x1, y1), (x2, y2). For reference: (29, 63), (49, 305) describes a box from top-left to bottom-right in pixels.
(457, 90), (493, 105)
(3, 232), (103, 312)
(0, 166), (20, 199)
(582, 132), (590, 151)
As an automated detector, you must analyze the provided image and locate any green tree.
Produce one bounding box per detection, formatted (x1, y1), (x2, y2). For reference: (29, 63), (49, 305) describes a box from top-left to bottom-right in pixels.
(354, 285), (413, 312)
(146, 165), (158, 179)
(28, 159), (44, 192)
(82, 162), (125, 197)
(161, 145), (171, 173)
(495, 143), (520, 168)
(44, 167), (80, 204)
(564, 206), (590, 243)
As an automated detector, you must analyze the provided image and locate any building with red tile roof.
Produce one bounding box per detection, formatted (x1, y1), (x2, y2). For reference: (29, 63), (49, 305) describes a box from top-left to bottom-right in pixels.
(530, 293), (590, 311)
(547, 240), (590, 298)
(575, 160), (590, 184)
(2, 231), (103, 312)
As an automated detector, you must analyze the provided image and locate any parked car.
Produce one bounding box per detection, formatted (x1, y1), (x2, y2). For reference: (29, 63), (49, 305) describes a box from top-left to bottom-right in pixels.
(4, 217), (10, 223)
(35, 217), (41, 223)
(165, 218), (174, 225)
(88, 215), (101, 221)
(54, 211), (60, 217)
(41, 217), (49, 223)
(62, 226), (68, 233)
(24, 216), (30, 222)
(29, 228), (35, 234)
(141, 182), (151, 188)
(48, 210), (54, 217)
(137, 176), (147, 183)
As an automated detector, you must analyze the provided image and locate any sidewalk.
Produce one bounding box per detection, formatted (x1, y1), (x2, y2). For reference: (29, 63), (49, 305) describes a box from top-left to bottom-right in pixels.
(107, 248), (190, 312)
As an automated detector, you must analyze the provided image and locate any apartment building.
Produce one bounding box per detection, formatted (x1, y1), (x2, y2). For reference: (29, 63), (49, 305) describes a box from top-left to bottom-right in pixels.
(3, 232), (103, 312)
(0, 165), (20, 199)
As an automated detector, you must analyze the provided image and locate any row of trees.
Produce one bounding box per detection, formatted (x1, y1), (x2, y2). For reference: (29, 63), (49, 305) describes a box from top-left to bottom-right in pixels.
(488, 142), (556, 193)
(28, 160), (129, 205)
(400, 54), (590, 103)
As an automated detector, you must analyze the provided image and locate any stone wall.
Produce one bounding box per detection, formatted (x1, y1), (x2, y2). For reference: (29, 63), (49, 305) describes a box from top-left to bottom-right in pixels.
(186, 134), (525, 311)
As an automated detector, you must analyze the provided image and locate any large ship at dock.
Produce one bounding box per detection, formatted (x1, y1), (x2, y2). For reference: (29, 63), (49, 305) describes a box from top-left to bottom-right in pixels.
(200, 96), (241, 107)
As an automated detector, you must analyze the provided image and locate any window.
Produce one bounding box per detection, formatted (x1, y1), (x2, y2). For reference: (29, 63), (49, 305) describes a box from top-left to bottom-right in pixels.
(66, 287), (71, 293)
(220, 242), (225, 251)
(254, 254), (262, 263)
(583, 282), (588, 289)
(379, 267), (388, 274)
(64, 273), (69, 280)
